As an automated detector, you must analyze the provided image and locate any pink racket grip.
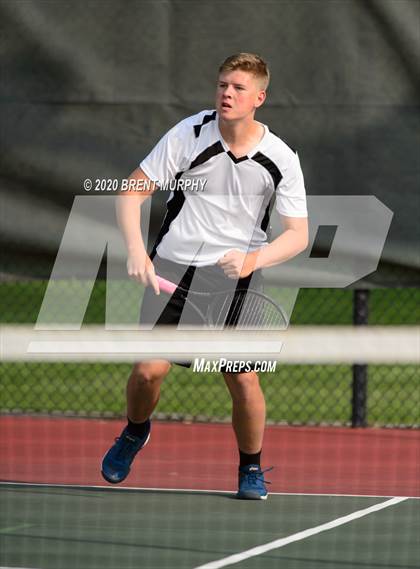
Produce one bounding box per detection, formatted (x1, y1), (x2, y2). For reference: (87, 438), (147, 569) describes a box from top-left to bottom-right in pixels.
(156, 276), (177, 295)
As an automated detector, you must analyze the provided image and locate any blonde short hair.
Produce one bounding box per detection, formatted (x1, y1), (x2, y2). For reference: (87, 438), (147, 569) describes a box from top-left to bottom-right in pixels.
(218, 53), (270, 90)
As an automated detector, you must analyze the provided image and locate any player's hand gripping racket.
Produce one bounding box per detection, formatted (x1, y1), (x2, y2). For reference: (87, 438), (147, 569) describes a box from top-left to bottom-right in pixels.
(156, 276), (288, 329)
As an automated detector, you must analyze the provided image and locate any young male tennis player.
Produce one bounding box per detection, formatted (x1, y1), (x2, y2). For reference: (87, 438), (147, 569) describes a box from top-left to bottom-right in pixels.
(102, 53), (308, 499)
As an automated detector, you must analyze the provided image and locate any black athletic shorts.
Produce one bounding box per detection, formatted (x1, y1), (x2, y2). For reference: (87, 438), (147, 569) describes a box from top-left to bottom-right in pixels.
(139, 255), (263, 370)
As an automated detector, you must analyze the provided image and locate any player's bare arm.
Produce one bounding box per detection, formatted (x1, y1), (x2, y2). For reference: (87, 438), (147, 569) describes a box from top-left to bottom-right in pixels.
(218, 216), (308, 279)
(116, 167), (160, 294)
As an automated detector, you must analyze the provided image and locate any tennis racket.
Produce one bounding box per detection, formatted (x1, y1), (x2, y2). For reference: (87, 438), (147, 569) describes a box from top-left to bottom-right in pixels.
(156, 275), (288, 329)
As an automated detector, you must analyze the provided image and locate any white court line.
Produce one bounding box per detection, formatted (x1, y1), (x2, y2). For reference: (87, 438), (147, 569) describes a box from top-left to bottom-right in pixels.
(193, 497), (407, 569)
(0, 481), (418, 500)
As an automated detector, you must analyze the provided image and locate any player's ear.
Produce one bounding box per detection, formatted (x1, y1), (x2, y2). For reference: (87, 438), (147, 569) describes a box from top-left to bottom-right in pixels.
(255, 90), (266, 108)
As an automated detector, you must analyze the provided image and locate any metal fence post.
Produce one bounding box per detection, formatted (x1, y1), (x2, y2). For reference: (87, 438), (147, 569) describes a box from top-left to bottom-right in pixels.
(352, 289), (370, 427)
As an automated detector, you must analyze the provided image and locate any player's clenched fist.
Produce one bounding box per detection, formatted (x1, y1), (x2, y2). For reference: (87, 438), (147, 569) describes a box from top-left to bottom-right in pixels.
(217, 249), (257, 279)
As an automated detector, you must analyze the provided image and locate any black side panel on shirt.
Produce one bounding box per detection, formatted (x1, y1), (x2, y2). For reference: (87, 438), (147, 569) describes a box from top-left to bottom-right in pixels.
(252, 152), (282, 239)
(260, 195), (276, 238)
(150, 172), (185, 259)
(193, 111), (217, 138)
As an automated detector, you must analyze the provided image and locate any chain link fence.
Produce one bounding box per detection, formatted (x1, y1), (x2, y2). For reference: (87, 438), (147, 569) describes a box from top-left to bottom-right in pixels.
(1, 283), (419, 428)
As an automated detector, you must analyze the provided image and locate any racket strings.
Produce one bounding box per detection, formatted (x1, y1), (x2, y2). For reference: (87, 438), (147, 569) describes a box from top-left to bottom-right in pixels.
(238, 294), (265, 327)
(213, 291), (287, 329)
(243, 293), (262, 326)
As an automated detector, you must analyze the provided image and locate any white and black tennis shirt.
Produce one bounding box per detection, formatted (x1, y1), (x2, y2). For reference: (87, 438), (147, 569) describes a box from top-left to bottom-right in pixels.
(140, 110), (307, 267)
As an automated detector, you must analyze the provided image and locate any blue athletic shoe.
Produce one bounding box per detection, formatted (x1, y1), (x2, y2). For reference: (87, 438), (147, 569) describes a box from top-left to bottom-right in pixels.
(236, 465), (273, 500)
(101, 422), (151, 484)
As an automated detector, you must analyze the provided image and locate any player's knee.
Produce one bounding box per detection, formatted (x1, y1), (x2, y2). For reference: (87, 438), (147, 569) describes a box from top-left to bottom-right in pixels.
(224, 371), (259, 394)
(131, 361), (171, 385)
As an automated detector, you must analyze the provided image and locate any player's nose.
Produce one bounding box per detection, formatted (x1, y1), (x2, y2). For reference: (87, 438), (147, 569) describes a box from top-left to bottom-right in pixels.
(221, 84), (234, 97)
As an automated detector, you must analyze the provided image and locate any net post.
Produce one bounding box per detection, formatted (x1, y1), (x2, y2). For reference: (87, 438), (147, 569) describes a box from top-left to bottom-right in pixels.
(351, 289), (370, 427)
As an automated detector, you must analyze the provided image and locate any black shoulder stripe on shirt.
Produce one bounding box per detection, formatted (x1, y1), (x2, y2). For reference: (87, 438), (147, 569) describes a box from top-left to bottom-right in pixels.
(193, 111), (217, 138)
(150, 171), (185, 259)
(189, 141), (225, 170)
(269, 129), (297, 154)
(252, 152), (283, 188)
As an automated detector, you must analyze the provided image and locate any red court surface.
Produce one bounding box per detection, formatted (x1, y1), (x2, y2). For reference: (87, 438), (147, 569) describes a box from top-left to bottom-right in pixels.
(0, 415), (418, 497)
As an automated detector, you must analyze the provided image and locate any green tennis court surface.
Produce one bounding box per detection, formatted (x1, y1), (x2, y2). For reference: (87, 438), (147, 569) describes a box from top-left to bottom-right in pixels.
(0, 484), (418, 569)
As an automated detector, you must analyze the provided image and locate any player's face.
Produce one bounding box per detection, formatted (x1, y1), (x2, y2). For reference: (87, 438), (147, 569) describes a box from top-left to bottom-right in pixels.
(216, 70), (266, 121)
